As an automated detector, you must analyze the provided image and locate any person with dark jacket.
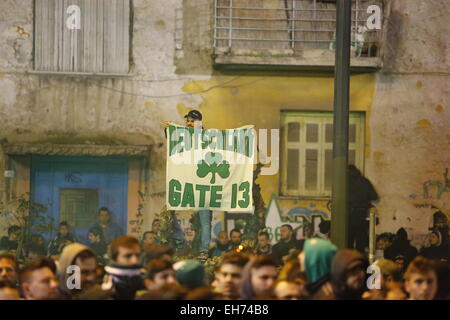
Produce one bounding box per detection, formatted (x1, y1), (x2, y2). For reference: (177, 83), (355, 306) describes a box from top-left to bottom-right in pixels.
(256, 231), (272, 256)
(104, 236), (145, 300)
(271, 224), (304, 266)
(419, 229), (450, 262)
(299, 238), (338, 300)
(348, 165), (379, 253)
(89, 207), (124, 245)
(329, 249), (369, 300)
(384, 228), (418, 270)
(0, 226), (21, 252)
(208, 231), (231, 258)
(48, 222), (77, 257)
(87, 227), (107, 264)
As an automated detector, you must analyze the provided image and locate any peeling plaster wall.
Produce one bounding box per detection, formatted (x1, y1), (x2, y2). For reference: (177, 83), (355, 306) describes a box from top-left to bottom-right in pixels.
(0, 0), (448, 248)
(365, 0), (450, 246)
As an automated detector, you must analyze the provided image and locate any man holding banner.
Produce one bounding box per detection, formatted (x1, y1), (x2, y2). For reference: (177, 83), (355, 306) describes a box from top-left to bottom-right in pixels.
(162, 110), (256, 260)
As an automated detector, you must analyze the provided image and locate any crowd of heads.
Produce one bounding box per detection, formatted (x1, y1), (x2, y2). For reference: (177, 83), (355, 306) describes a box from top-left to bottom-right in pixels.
(0, 210), (448, 301)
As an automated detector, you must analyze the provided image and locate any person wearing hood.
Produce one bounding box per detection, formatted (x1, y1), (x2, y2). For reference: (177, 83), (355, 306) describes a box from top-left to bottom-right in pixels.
(298, 238), (338, 300)
(348, 165), (379, 253)
(104, 236), (145, 300)
(419, 229), (450, 261)
(58, 243), (104, 299)
(329, 249), (369, 300)
(384, 228), (418, 269)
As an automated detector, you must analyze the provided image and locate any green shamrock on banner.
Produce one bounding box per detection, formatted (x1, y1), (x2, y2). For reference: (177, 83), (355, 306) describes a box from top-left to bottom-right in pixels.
(196, 152), (230, 184)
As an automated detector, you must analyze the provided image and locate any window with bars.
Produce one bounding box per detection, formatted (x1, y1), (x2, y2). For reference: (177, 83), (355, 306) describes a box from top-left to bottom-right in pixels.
(213, 0), (383, 57)
(280, 111), (365, 198)
(34, 0), (131, 74)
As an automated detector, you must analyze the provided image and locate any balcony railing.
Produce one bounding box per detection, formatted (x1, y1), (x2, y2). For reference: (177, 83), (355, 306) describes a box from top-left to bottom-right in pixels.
(214, 0), (384, 58)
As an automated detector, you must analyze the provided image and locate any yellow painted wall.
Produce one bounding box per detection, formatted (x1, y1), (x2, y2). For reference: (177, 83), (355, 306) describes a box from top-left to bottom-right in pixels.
(180, 73), (376, 212)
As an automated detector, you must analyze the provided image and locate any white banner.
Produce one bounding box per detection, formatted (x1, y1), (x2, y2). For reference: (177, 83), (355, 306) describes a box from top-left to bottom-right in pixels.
(166, 124), (255, 212)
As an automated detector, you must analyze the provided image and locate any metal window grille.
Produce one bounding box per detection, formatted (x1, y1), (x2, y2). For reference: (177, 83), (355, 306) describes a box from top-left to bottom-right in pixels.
(214, 0), (383, 57)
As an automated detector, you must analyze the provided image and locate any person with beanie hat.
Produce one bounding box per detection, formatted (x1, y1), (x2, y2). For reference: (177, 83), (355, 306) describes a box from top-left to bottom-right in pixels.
(173, 259), (205, 290)
(298, 238), (338, 299)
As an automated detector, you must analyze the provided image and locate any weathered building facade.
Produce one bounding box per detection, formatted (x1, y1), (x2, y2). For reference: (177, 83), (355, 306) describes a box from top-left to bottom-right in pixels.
(0, 0), (448, 248)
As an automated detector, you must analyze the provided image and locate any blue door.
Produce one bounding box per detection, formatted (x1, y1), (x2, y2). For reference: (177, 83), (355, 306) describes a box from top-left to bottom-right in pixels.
(31, 156), (128, 243)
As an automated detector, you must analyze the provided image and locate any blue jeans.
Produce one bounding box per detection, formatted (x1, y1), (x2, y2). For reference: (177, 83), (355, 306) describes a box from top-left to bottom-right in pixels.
(199, 210), (212, 252)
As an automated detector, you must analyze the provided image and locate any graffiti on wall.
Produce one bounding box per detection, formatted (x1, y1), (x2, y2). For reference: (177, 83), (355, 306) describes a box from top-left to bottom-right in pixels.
(265, 195), (331, 244)
(423, 168), (450, 200)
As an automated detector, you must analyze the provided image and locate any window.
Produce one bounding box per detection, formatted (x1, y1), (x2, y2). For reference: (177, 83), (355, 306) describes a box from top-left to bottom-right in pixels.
(280, 111), (365, 198)
(34, 0), (131, 74)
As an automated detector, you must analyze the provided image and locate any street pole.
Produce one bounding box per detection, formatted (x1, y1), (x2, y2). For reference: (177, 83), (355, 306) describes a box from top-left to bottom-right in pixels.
(331, 0), (352, 249)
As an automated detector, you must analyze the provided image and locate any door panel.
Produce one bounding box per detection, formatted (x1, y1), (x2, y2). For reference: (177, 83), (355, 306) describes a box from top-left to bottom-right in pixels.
(31, 156), (128, 243)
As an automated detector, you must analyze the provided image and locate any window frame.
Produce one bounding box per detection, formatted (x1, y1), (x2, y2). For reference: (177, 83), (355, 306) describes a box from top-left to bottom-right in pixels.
(32, 0), (133, 76)
(280, 110), (365, 199)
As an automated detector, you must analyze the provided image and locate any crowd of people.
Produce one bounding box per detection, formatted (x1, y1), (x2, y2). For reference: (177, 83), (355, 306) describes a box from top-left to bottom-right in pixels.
(0, 206), (448, 300)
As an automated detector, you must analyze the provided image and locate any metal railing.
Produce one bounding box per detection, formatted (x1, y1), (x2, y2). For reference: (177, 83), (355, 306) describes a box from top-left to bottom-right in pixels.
(214, 0), (383, 57)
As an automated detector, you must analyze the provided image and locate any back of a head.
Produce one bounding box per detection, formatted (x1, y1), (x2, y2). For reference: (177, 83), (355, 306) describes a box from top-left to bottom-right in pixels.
(142, 244), (173, 265)
(278, 259), (304, 283)
(303, 238), (338, 283)
(395, 228), (408, 243)
(173, 260), (205, 290)
(319, 220), (331, 235)
(348, 164), (362, 178)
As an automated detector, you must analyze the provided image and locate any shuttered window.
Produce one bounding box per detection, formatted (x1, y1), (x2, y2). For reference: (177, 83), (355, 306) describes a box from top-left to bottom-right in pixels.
(34, 0), (131, 74)
(281, 111), (365, 198)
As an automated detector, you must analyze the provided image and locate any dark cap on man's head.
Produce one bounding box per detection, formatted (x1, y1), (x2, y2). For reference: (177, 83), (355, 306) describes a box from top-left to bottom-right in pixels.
(184, 110), (202, 120)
